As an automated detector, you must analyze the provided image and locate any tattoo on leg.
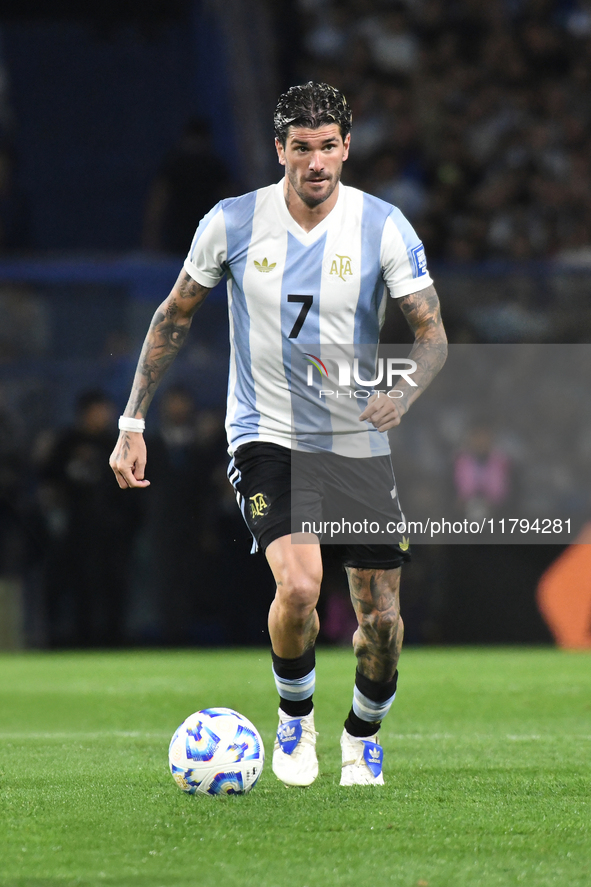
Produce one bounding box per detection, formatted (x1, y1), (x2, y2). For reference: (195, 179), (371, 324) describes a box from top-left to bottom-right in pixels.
(301, 609), (320, 651)
(346, 567), (403, 682)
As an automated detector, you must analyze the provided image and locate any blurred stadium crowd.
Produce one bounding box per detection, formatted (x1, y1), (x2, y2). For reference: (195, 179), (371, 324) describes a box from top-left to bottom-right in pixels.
(0, 384), (275, 648)
(291, 0), (591, 262)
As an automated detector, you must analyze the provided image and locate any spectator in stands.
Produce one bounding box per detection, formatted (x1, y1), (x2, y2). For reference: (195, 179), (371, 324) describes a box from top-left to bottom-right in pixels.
(0, 284), (48, 361)
(141, 386), (229, 643)
(36, 390), (141, 646)
(454, 423), (512, 522)
(143, 118), (235, 255)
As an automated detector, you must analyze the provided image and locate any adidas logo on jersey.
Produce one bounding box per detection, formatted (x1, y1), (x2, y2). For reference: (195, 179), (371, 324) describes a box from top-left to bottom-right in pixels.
(254, 258), (276, 272)
(399, 536), (410, 551)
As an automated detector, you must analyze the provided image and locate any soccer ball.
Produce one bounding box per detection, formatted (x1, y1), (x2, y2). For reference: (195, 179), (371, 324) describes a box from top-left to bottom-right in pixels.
(168, 707), (264, 796)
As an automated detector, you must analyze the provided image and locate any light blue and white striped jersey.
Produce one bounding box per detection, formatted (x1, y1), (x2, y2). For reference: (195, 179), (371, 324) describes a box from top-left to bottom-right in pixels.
(184, 181), (433, 457)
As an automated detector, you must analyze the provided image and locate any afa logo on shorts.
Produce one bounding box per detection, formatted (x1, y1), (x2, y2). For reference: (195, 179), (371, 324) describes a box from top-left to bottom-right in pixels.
(249, 492), (270, 520)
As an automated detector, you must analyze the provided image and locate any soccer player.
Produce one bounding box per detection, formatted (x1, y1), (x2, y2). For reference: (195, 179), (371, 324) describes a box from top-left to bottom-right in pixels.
(110, 82), (447, 786)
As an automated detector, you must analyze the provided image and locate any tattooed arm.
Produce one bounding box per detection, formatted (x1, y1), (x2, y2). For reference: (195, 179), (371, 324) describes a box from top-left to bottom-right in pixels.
(109, 271), (211, 489)
(359, 283), (447, 432)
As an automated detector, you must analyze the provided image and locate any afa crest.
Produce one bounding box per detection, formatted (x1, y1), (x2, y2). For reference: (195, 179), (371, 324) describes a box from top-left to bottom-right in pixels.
(329, 254), (353, 281)
(249, 492), (270, 520)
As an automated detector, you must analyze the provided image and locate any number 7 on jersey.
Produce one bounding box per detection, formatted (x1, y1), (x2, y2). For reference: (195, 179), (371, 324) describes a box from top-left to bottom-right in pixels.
(287, 294), (313, 339)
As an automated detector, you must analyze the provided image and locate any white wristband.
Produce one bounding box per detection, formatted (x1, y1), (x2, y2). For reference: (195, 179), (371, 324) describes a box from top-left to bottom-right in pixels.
(118, 416), (145, 433)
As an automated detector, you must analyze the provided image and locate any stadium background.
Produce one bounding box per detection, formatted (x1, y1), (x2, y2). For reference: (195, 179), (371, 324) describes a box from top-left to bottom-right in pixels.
(0, 0), (589, 651)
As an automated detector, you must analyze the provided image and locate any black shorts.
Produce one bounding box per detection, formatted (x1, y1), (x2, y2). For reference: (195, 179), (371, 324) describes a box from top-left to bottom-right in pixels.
(227, 442), (411, 570)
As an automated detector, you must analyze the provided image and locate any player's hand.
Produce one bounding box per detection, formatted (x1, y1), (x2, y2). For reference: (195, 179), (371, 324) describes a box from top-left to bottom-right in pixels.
(109, 431), (151, 489)
(359, 391), (406, 432)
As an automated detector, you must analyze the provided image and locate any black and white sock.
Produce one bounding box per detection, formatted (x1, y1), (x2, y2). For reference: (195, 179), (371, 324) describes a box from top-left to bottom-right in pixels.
(271, 647), (315, 718)
(344, 668), (398, 737)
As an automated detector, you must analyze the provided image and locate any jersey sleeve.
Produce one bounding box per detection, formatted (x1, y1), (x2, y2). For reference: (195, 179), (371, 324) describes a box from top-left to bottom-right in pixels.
(381, 207), (433, 298)
(183, 202), (227, 288)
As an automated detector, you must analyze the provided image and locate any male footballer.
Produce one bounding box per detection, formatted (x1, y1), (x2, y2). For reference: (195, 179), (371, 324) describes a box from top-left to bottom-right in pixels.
(110, 82), (447, 786)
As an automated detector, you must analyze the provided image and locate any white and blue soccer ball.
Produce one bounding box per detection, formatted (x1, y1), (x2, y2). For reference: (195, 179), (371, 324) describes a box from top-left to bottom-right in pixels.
(168, 707), (264, 796)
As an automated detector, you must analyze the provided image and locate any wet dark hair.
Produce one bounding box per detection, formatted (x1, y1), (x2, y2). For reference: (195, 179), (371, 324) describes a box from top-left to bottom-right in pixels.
(274, 82), (352, 146)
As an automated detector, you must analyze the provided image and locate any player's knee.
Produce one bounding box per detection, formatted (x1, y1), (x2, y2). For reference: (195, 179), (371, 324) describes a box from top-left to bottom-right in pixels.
(359, 608), (401, 648)
(275, 573), (320, 617)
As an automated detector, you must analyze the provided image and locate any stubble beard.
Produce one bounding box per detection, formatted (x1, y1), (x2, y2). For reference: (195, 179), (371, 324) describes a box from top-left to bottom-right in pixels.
(287, 164), (342, 209)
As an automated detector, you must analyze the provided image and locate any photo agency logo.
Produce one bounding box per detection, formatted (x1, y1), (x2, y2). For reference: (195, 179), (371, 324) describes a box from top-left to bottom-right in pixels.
(287, 343), (588, 546)
(302, 352), (418, 399)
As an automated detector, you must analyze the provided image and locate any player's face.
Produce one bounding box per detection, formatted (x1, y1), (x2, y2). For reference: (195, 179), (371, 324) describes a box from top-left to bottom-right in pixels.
(276, 124), (350, 209)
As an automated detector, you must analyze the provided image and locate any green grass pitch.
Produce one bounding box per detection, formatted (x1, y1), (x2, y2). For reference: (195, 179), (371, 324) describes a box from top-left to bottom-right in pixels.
(0, 648), (590, 887)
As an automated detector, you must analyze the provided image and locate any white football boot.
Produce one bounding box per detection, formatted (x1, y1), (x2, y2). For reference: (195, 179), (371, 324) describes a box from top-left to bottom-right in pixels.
(340, 728), (384, 785)
(272, 708), (319, 786)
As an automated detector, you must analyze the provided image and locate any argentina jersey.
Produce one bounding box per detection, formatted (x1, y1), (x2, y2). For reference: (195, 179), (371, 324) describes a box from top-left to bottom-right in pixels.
(183, 181), (433, 457)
